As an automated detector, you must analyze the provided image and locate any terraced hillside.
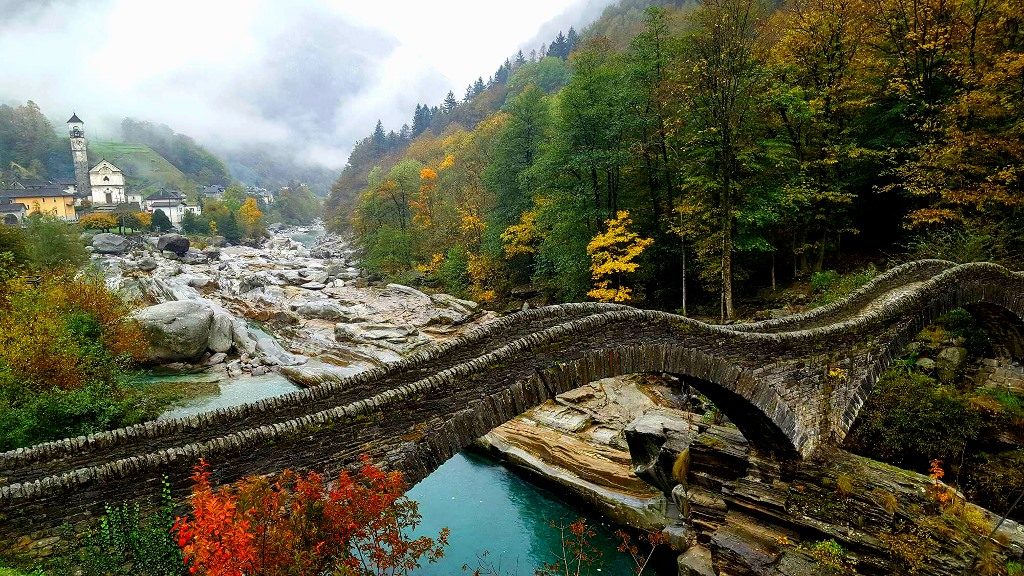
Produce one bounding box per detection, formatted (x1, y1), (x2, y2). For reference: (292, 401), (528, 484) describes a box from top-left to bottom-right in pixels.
(87, 140), (191, 194)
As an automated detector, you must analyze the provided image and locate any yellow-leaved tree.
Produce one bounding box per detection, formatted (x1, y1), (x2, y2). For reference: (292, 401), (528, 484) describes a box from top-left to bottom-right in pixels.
(238, 197), (264, 239)
(587, 210), (653, 303)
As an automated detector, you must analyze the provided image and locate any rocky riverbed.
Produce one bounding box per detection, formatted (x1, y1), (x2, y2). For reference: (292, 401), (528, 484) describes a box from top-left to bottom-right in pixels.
(85, 228), (1024, 574)
(90, 225), (494, 388)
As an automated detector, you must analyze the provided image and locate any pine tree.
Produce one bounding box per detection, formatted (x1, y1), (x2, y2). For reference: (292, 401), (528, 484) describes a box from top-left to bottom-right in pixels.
(515, 50), (526, 66)
(443, 91), (458, 113)
(372, 120), (387, 154)
(465, 84), (474, 101)
(473, 77), (486, 96)
(566, 27), (579, 54)
(412, 105), (429, 136)
(399, 124), (411, 140)
(549, 31), (568, 59)
(494, 60), (512, 84)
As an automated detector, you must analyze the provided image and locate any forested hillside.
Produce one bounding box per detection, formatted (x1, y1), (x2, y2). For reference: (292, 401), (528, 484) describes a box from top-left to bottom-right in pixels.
(119, 119), (231, 187)
(324, 0), (1024, 319)
(0, 101), (73, 183)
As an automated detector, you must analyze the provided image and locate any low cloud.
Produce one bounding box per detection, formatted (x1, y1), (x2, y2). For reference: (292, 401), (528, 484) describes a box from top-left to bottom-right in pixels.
(0, 0), (611, 168)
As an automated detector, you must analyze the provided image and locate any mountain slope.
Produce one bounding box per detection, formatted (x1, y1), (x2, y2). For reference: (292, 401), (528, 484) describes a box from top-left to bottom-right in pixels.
(87, 140), (191, 194)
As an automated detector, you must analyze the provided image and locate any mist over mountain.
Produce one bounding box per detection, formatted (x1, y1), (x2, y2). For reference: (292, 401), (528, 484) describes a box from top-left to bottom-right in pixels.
(0, 0), (609, 181)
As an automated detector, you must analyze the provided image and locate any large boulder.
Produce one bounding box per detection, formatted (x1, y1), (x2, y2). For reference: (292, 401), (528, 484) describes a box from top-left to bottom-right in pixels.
(92, 233), (130, 255)
(157, 233), (190, 256)
(134, 300), (214, 362)
(936, 346), (969, 383)
(207, 311), (235, 353)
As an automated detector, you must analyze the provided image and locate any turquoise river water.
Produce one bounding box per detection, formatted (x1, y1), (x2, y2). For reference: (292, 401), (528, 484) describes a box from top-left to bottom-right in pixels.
(155, 375), (642, 575)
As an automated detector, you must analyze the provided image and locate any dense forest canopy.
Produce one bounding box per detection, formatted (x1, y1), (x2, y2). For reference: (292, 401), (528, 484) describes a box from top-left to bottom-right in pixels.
(0, 101), (73, 184)
(325, 0), (1024, 319)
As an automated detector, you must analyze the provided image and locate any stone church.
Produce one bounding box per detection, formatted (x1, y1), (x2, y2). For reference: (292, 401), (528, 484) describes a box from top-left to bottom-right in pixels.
(67, 114), (141, 209)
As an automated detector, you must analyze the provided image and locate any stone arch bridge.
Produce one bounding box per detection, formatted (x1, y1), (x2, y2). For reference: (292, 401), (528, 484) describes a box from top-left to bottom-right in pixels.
(2, 260), (1024, 544)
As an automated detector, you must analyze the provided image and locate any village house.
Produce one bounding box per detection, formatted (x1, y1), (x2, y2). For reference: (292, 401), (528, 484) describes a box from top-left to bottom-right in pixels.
(143, 189), (200, 226)
(0, 185), (77, 221)
(0, 200), (27, 225)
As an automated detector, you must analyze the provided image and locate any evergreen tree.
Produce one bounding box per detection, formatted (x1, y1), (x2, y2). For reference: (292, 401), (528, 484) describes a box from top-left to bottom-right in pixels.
(399, 124), (412, 141)
(549, 31), (569, 59)
(566, 27), (579, 53)
(494, 60), (512, 84)
(412, 105), (430, 136)
(220, 212), (242, 244)
(371, 120), (387, 154)
(181, 210), (200, 233)
(151, 209), (173, 232)
(515, 50), (527, 66)
(473, 77), (486, 96)
(443, 91), (458, 113)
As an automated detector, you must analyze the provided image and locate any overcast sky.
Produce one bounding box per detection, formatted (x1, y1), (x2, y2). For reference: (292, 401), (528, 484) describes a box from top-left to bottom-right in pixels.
(0, 0), (610, 168)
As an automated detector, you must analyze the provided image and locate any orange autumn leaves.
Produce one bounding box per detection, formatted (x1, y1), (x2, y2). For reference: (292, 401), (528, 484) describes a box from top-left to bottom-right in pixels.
(0, 270), (145, 392)
(174, 456), (448, 576)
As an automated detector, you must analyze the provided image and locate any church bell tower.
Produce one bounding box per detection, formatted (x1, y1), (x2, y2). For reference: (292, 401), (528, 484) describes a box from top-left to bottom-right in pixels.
(68, 113), (90, 199)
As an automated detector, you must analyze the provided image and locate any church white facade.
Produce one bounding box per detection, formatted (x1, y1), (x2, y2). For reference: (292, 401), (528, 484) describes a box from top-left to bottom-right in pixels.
(88, 160), (141, 206)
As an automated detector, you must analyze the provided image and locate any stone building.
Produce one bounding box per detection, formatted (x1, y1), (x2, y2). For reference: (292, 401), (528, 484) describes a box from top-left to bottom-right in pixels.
(88, 159), (141, 206)
(67, 113), (141, 211)
(67, 113), (90, 200)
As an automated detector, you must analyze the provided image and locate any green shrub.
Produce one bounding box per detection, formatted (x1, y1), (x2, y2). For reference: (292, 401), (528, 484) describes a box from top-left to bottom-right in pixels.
(22, 215), (88, 270)
(935, 308), (991, 357)
(0, 379), (150, 451)
(810, 266), (878, 306)
(846, 370), (980, 468)
(811, 270), (841, 294)
(808, 539), (847, 571)
(81, 477), (184, 576)
(1007, 560), (1024, 576)
(435, 246), (470, 296)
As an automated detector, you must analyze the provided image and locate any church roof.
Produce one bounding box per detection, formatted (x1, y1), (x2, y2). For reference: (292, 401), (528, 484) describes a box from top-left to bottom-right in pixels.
(89, 159), (122, 173)
(67, 113), (83, 124)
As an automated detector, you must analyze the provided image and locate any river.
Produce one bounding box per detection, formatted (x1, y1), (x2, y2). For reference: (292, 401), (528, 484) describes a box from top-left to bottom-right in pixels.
(140, 225), (647, 574)
(153, 376), (640, 575)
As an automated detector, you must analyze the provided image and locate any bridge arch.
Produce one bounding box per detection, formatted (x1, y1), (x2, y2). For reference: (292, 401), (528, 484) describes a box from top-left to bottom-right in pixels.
(835, 263), (1024, 444)
(388, 343), (801, 488)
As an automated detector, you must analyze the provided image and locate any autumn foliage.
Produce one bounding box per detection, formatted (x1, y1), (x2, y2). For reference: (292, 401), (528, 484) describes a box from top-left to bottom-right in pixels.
(0, 269), (145, 392)
(173, 456), (448, 576)
(586, 211), (653, 302)
(78, 212), (119, 231)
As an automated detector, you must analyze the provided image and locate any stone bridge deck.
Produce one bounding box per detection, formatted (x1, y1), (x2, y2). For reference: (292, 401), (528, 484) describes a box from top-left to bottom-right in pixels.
(2, 260), (1023, 545)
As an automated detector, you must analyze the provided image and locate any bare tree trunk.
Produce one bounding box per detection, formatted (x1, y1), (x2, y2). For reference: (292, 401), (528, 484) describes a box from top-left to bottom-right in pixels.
(681, 235), (688, 316)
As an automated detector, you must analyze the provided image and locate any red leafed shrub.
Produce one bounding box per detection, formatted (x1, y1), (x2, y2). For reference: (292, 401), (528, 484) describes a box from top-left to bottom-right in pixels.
(173, 456), (448, 576)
